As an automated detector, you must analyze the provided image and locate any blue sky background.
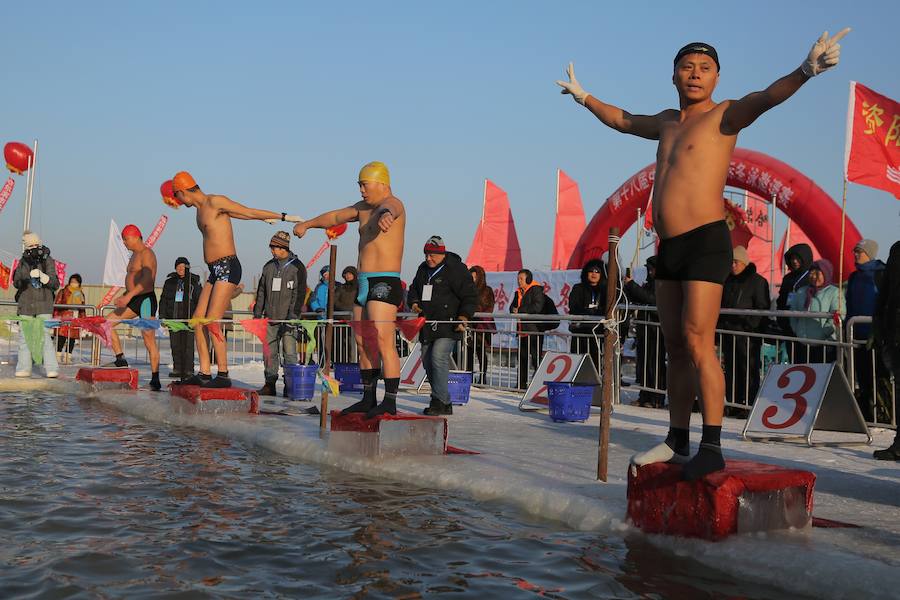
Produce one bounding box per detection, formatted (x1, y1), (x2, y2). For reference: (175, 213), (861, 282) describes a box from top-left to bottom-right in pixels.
(2, 1), (898, 286)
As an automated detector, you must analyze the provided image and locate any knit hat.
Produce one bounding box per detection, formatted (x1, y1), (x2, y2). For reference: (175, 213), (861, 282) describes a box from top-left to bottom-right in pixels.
(270, 231), (291, 250)
(423, 235), (446, 254)
(175, 256), (190, 268)
(320, 265), (330, 276)
(853, 239), (878, 260)
(732, 245), (749, 265)
(22, 231), (41, 248)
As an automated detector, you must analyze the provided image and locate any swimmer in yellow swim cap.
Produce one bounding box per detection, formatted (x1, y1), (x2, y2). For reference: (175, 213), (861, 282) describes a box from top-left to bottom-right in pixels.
(294, 162), (406, 418)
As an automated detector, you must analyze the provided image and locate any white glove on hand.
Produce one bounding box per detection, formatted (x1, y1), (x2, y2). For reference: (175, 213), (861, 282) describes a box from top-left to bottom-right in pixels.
(264, 214), (304, 224)
(39, 272), (50, 285)
(555, 62), (590, 105)
(800, 28), (850, 77)
(30, 269), (40, 278)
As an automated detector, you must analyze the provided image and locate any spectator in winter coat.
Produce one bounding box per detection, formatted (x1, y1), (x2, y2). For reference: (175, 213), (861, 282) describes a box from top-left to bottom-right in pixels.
(332, 266), (359, 363)
(872, 240), (900, 460)
(14, 231), (60, 377)
(511, 269), (546, 390)
(159, 257), (202, 379)
(568, 258), (607, 368)
(53, 273), (86, 363)
(776, 243), (814, 335)
(408, 236), (478, 415)
(310, 266), (330, 314)
(624, 256), (666, 408)
(788, 259), (843, 363)
(846, 238), (891, 423)
(718, 246), (770, 407)
(466, 265), (496, 385)
(254, 231), (307, 396)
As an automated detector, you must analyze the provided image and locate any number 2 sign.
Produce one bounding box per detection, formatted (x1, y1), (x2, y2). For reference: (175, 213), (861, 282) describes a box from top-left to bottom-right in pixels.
(518, 352), (601, 411)
(743, 363), (870, 446)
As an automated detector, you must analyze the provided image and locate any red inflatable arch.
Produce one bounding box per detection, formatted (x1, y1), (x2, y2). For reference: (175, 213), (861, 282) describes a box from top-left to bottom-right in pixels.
(568, 148), (862, 280)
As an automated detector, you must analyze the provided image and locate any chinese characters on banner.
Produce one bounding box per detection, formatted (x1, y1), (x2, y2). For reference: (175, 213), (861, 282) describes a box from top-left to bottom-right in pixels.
(844, 81), (900, 199)
(0, 178), (15, 215)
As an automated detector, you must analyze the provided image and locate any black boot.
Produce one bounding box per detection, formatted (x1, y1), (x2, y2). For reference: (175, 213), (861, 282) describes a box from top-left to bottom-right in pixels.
(366, 377), (399, 419)
(422, 396), (441, 416)
(342, 368), (379, 415)
(182, 373), (211, 386)
(258, 377), (277, 396)
(149, 372), (162, 391)
(873, 440), (900, 461)
(424, 400), (453, 416)
(282, 375), (290, 398)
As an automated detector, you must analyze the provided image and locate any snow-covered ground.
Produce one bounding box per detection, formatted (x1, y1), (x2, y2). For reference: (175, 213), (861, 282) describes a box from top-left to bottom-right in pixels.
(2, 361), (898, 600)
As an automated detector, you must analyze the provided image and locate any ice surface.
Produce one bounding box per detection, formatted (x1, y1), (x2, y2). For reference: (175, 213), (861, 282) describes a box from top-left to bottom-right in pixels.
(168, 396), (252, 415)
(1, 363), (898, 600)
(738, 486), (812, 533)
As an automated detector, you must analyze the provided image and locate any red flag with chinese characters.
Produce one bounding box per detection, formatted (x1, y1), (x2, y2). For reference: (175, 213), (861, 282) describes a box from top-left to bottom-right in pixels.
(844, 81), (900, 199)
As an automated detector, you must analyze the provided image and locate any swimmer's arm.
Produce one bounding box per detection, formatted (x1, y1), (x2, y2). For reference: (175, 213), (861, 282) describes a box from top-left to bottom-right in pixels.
(302, 206), (361, 229)
(583, 97), (664, 140)
(721, 69), (809, 134)
(376, 198), (404, 232)
(214, 195), (282, 221)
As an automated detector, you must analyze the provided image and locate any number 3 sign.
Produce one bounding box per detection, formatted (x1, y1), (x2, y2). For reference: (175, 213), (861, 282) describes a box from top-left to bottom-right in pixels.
(743, 363), (871, 445)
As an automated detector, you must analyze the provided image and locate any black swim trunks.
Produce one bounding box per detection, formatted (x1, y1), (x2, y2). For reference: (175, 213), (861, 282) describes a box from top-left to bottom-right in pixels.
(656, 220), (732, 284)
(126, 292), (158, 318)
(355, 274), (404, 308)
(207, 255), (243, 285)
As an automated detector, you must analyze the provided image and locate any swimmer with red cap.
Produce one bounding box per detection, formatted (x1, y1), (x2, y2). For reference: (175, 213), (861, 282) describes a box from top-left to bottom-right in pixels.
(557, 29), (849, 480)
(108, 224), (162, 390)
(294, 161), (406, 417)
(168, 170), (302, 388)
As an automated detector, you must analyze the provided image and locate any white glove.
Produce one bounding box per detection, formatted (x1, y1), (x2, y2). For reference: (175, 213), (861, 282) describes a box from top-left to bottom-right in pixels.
(555, 62), (590, 105)
(800, 28), (850, 77)
(30, 269), (40, 278)
(264, 214), (304, 224)
(39, 272), (50, 285)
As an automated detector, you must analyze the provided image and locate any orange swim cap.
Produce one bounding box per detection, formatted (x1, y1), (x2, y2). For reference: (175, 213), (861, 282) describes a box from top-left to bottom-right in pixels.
(121, 224), (142, 239)
(358, 161), (390, 186)
(172, 171), (198, 193)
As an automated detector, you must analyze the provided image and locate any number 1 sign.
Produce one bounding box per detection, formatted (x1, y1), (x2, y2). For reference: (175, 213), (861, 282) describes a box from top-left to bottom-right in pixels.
(743, 363), (871, 446)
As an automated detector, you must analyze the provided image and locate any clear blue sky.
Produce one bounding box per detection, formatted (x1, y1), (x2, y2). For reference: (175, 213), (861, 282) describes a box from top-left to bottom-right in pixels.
(2, 1), (898, 285)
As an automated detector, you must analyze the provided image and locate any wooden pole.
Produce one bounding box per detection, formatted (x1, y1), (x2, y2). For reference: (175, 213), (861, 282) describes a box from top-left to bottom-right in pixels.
(320, 244), (337, 431)
(598, 227), (619, 481)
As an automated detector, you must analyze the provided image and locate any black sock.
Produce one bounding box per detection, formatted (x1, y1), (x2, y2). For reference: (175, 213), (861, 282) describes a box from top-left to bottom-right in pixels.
(665, 427), (690, 456)
(682, 426), (725, 481)
(114, 353), (128, 367)
(116, 353), (124, 360)
(700, 425), (721, 447)
(149, 372), (161, 391)
(342, 368), (379, 415)
(366, 377), (399, 418)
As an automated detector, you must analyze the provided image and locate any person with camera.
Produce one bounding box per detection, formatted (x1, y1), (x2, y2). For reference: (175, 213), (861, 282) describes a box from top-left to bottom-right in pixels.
(14, 231), (60, 377)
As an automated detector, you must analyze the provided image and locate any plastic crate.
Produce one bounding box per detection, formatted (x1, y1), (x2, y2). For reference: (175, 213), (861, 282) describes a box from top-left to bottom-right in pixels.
(448, 370), (473, 405)
(546, 381), (596, 422)
(334, 362), (363, 394)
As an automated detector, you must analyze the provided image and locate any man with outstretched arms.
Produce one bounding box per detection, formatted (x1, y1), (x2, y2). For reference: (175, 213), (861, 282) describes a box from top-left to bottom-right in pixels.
(108, 224), (162, 390)
(557, 30), (848, 480)
(168, 170), (301, 388)
(293, 161), (406, 418)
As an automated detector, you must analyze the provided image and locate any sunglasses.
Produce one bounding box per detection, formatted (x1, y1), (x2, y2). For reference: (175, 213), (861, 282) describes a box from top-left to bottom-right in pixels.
(587, 268), (602, 274)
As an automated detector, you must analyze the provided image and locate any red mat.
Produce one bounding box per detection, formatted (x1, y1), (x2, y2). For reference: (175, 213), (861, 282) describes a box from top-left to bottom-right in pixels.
(76, 367), (139, 390)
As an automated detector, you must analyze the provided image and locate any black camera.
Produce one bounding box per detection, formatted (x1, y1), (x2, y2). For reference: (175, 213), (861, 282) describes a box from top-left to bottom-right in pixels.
(22, 245), (49, 267)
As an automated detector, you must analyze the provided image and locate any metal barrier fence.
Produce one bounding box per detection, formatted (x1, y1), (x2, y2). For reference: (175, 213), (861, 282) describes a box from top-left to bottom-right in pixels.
(0, 299), (98, 368)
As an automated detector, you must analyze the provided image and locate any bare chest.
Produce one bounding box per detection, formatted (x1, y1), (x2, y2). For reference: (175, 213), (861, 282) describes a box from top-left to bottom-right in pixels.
(657, 109), (731, 166)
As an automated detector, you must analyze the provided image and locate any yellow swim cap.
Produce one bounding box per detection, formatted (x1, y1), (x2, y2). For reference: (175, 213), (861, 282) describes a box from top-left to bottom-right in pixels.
(358, 161), (390, 186)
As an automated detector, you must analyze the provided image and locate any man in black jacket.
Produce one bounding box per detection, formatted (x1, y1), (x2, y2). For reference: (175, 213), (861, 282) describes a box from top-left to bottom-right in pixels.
(511, 269), (547, 390)
(408, 236), (478, 415)
(159, 257), (202, 379)
(568, 258), (606, 368)
(624, 256), (666, 407)
(254, 232), (307, 396)
(719, 246), (770, 407)
(775, 243), (813, 336)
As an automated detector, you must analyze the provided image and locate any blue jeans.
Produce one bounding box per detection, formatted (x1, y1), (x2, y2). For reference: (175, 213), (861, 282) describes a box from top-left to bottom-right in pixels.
(422, 337), (456, 404)
(17, 313), (59, 374)
(264, 323), (298, 380)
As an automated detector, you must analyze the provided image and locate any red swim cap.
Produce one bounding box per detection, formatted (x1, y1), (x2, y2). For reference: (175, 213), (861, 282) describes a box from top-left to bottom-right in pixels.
(121, 224), (142, 239)
(161, 179), (181, 208)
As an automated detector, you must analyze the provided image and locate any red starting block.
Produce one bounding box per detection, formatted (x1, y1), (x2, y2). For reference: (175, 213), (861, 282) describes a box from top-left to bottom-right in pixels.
(76, 367), (139, 391)
(329, 410), (448, 456)
(627, 460), (815, 541)
(168, 383), (260, 415)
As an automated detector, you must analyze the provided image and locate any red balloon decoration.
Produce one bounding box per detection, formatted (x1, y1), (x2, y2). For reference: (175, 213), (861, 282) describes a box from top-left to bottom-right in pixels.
(161, 179), (181, 208)
(4, 142), (34, 175)
(326, 222), (348, 240)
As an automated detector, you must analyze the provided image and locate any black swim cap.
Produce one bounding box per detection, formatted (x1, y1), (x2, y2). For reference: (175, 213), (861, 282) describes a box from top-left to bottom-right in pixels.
(674, 42), (720, 71)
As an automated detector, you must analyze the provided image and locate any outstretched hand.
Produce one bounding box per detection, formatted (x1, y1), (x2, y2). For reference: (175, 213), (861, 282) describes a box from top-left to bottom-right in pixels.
(264, 215), (303, 224)
(555, 62), (590, 105)
(801, 28), (850, 77)
(292, 222), (308, 238)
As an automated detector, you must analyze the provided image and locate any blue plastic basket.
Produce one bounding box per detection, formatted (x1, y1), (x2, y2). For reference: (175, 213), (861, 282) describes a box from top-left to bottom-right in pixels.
(448, 370), (473, 405)
(546, 381), (596, 422)
(333, 362), (363, 394)
(284, 363), (318, 401)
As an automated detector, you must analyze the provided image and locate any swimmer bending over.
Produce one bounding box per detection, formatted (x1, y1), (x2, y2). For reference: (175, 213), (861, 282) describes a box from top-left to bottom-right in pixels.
(293, 161), (406, 418)
(557, 30), (849, 480)
(168, 171), (301, 388)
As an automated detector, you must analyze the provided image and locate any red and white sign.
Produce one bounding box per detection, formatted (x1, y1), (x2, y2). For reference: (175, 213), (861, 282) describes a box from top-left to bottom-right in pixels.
(0, 177), (15, 214)
(399, 343), (426, 389)
(844, 81), (900, 199)
(519, 351), (601, 409)
(743, 363), (870, 445)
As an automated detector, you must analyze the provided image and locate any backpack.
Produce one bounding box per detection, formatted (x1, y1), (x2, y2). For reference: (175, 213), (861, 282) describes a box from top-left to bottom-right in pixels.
(537, 293), (560, 331)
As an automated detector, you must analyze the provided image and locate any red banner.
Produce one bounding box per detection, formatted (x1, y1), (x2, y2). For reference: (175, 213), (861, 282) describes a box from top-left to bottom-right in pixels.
(55, 261), (67, 287)
(0, 261), (9, 290)
(0, 177), (14, 214)
(844, 82), (900, 199)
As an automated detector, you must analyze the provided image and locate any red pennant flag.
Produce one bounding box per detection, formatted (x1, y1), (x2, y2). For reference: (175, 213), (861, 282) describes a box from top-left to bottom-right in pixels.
(844, 81), (900, 199)
(240, 318), (271, 360)
(0, 261), (9, 290)
(396, 317), (425, 341)
(206, 322), (224, 343)
(348, 320), (381, 358)
(72, 316), (113, 347)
